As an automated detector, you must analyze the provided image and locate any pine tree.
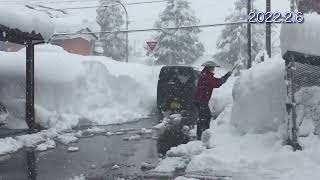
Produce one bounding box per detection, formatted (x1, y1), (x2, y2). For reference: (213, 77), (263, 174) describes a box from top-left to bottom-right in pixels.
(152, 0), (204, 65)
(96, 0), (126, 61)
(213, 0), (265, 67)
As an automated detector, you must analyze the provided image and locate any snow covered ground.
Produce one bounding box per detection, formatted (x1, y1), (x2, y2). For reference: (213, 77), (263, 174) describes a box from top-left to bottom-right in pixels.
(154, 56), (320, 180)
(0, 44), (161, 155)
(0, 44), (160, 128)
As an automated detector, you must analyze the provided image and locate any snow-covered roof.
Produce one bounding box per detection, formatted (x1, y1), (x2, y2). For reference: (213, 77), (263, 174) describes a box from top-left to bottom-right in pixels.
(0, 6), (55, 42)
(53, 17), (99, 41)
(280, 14), (320, 57)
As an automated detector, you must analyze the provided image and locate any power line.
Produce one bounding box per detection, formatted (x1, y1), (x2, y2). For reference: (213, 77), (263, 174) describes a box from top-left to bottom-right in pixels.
(56, 0), (166, 10)
(0, 0), (98, 4)
(53, 21), (248, 37)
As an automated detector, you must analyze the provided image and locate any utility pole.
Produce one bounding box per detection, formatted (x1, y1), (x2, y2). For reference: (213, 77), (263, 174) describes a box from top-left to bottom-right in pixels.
(291, 0), (296, 11)
(26, 40), (35, 133)
(117, 1), (129, 63)
(266, 0), (271, 58)
(247, 0), (252, 69)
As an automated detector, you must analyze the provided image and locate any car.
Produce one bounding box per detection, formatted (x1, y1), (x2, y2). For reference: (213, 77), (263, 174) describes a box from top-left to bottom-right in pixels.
(156, 65), (199, 125)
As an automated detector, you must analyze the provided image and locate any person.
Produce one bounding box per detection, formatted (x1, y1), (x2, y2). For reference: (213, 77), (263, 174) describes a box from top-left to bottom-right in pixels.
(194, 61), (232, 140)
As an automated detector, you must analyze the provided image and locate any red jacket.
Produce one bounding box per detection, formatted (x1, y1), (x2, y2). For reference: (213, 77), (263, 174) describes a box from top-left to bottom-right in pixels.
(195, 69), (224, 103)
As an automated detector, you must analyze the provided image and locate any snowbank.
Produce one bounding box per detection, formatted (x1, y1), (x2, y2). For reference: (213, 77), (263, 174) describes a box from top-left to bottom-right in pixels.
(280, 14), (320, 56)
(0, 45), (160, 128)
(185, 105), (320, 180)
(231, 56), (286, 134)
(295, 86), (320, 136)
(210, 76), (236, 114)
(0, 6), (54, 41)
(166, 141), (205, 158)
(153, 157), (188, 173)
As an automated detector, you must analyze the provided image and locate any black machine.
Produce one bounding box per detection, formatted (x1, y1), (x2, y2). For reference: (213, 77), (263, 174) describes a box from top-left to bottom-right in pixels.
(156, 66), (199, 125)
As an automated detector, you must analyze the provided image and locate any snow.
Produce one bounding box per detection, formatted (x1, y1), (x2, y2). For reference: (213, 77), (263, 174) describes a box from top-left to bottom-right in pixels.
(0, 138), (22, 155)
(153, 157), (188, 173)
(210, 76), (236, 114)
(295, 86), (320, 135)
(141, 162), (156, 170)
(151, 54), (320, 179)
(111, 164), (121, 170)
(56, 133), (78, 145)
(0, 128), (62, 155)
(280, 14), (320, 56)
(231, 56), (287, 134)
(166, 141), (206, 158)
(0, 44), (160, 129)
(67, 146), (80, 152)
(105, 132), (114, 136)
(85, 127), (106, 134)
(184, 102), (320, 179)
(70, 174), (85, 180)
(36, 139), (56, 152)
(175, 177), (198, 180)
(0, 6), (54, 41)
(139, 128), (153, 134)
(123, 135), (141, 141)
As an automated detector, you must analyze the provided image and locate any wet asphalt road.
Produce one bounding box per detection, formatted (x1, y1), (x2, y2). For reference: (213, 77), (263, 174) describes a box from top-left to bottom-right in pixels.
(0, 117), (170, 180)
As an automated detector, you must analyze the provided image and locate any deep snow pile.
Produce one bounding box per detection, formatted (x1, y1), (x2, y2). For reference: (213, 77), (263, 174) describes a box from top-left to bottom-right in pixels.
(185, 103), (320, 180)
(281, 14), (320, 56)
(172, 57), (320, 180)
(231, 55), (287, 134)
(295, 86), (320, 136)
(0, 44), (159, 128)
(0, 6), (54, 41)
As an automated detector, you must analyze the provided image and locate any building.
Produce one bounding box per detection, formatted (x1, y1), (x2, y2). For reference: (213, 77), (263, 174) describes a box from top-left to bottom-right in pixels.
(51, 28), (98, 56)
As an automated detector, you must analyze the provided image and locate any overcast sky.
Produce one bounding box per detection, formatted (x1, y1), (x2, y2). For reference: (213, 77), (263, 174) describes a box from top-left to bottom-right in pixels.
(2, 0), (290, 55)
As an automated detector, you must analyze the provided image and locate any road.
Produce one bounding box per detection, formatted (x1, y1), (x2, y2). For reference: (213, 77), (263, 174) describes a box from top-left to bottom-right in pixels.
(0, 117), (176, 180)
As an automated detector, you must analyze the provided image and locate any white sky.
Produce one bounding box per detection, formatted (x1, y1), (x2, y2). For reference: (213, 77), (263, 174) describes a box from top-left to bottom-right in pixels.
(1, 0), (290, 55)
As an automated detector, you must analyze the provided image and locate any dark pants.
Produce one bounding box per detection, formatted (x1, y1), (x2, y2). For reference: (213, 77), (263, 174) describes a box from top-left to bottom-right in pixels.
(195, 101), (212, 140)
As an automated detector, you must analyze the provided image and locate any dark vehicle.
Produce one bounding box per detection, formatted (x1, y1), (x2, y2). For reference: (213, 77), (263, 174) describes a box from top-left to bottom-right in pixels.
(156, 66), (200, 154)
(156, 66), (199, 125)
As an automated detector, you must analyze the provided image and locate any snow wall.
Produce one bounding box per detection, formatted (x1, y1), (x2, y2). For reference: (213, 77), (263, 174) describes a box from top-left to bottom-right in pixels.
(295, 87), (320, 136)
(280, 14), (320, 57)
(0, 45), (159, 129)
(231, 56), (287, 134)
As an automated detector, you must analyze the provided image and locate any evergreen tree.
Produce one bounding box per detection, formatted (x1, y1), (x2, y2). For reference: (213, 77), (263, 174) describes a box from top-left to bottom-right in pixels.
(152, 0), (204, 65)
(297, 0), (320, 14)
(213, 0), (265, 67)
(96, 0), (126, 61)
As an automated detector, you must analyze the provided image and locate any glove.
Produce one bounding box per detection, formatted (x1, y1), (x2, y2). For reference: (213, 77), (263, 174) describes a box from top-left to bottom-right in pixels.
(221, 71), (232, 84)
(226, 71), (232, 77)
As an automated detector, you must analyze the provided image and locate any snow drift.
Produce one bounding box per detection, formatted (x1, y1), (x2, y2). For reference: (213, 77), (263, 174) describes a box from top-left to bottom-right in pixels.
(0, 5), (54, 41)
(0, 45), (159, 129)
(280, 14), (320, 56)
(295, 86), (320, 136)
(231, 56), (287, 134)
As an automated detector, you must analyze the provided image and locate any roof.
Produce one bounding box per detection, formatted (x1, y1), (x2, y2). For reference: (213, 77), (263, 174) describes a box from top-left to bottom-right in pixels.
(0, 6), (54, 43)
(53, 17), (99, 41)
(52, 27), (98, 42)
(280, 14), (320, 57)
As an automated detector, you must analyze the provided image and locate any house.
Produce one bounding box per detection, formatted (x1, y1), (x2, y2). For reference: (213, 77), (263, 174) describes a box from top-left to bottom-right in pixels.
(1, 16), (100, 56)
(51, 27), (98, 56)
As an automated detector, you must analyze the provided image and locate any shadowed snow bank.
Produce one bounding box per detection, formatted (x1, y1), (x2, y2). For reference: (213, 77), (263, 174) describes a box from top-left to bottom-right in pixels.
(0, 45), (160, 129)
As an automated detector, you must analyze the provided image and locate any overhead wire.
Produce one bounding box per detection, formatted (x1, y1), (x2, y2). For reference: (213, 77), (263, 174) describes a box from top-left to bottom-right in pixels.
(53, 21), (248, 37)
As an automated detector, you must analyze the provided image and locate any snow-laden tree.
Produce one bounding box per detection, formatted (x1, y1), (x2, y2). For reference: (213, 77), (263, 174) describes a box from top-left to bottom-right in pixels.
(96, 0), (126, 61)
(152, 0), (204, 65)
(297, 0), (320, 14)
(213, 0), (265, 67)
